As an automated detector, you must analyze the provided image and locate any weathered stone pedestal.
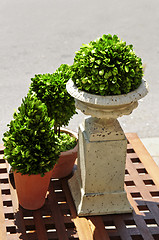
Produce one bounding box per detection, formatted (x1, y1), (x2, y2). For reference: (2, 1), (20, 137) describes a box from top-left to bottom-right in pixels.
(66, 79), (148, 216)
(69, 117), (132, 215)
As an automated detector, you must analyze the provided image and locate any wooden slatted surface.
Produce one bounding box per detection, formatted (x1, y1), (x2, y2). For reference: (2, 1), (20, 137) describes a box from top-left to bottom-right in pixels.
(0, 134), (159, 240)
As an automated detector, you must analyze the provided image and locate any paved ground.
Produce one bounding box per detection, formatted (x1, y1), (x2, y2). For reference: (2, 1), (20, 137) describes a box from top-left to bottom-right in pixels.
(141, 138), (159, 166)
(0, 0), (159, 163)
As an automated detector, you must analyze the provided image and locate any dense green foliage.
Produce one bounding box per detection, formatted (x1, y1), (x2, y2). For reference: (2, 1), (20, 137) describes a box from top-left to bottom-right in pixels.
(58, 132), (77, 152)
(30, 64), (76, 130)
(71, 34), (143, 95)
(3, 93), (60, 176)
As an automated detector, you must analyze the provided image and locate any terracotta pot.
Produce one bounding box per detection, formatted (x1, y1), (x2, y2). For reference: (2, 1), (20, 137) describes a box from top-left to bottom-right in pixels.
(52, 128), (78, 179)
(14, 170), (52, 210)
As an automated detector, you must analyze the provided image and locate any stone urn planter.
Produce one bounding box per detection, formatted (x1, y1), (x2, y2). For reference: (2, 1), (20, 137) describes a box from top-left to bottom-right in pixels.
(66, 78), (148, 216)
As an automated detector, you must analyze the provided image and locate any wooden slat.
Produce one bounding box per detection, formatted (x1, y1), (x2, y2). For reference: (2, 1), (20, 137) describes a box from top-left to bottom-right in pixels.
(0, 183), (10, 191)
(0, 143), (4, 152)
(48, 181), (69, 240)
(0, 163), (7, 169)
(126, 152), (159, 227)
(6, 234), (19, 240)
(125, 183), (143, 216)
(126, 133), (159, 188)
(12, 207), (28, 240)
(33, 210), (48, 240)
(88, 216), (110, 240)
(132, 212), (154, 240)
(0, 186), (7, 240)
(113, 216), (132, 240)
(62, 179), (94, 240)
(0, 173), (8, 179)
(125, 161), (157, 238)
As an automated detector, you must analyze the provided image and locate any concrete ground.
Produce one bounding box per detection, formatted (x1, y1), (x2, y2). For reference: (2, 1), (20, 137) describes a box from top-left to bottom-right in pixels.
(0, 0), (159, 164)
(141, 138), (159, 166)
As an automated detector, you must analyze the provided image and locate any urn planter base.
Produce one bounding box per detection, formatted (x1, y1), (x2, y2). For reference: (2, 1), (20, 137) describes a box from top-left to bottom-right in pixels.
(68, 117), (132, 216)
(69, 171), (132, 216)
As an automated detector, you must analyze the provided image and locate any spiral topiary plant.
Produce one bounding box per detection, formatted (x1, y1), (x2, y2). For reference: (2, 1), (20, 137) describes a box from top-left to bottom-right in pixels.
(71, 34), (144, 95)
(29, 64), (77, 152)
(3, 93), (60, 176)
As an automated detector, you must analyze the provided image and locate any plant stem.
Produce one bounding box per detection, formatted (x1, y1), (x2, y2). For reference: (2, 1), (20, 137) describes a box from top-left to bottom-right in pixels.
(58, 127), (60, 137)
(54, 124), (57, 134)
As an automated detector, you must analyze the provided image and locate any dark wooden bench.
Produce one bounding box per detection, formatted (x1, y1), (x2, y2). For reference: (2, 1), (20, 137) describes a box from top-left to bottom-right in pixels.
(0, 133), (159, 240)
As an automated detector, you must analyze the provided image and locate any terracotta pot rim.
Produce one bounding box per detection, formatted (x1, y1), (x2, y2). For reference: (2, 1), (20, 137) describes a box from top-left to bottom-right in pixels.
(60, 142), (78, 156)
(14, 169), (52, 177)
(59, 127), (78, 155)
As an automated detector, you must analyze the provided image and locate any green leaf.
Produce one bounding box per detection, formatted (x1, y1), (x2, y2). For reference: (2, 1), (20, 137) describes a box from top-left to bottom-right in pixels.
(27, 164), (30, 171)
(94, 65), (98, 69)
(110, 85), (115, 91)
(95, 60), (101, 65)
(26, 151), (30, 158)
(130, 69), (135, 77)
(82, 78), (87, 84)
(113, 67), (118, 75)
(99, 70), (104, 76)
(41, 129), (45, 133)
(3, 137), (9, 142)
(107, 64), (115, 68)
(90, 57), (95, 63)
(125, 66), (129, 72)
(91, 49), (96, 54)
(100, 84), (105, 90)
(85, 86), (91, 91)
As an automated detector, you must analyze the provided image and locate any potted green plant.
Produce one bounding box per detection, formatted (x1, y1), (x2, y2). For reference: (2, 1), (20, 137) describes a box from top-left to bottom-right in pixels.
(29, 64), (78, 179)
(66, 34), (148, 216)
(71, 34), (144, 95)
(3, 93), (60, 210)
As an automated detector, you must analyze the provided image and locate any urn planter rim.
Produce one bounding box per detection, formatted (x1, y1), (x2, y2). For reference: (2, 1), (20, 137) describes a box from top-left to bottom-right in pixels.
(66, 78), (148, 106)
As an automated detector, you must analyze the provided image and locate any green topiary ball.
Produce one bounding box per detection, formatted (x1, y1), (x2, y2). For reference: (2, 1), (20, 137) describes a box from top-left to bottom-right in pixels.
(30, 64), (76, 128)
(3, 93), (60, 176)
(71, 34), (144, 95)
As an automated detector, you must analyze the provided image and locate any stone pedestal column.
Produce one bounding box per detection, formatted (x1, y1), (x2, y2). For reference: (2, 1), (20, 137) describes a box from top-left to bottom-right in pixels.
(66, 79), (148, 216)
